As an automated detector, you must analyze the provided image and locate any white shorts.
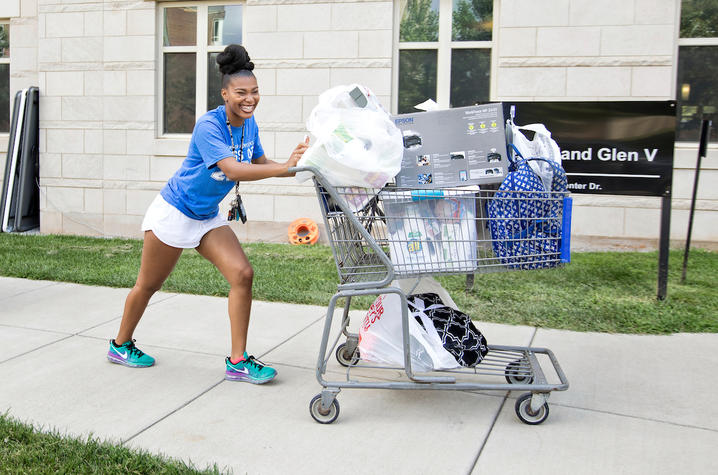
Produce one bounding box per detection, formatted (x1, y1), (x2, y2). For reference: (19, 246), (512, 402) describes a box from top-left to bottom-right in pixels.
(141, 194), (228, 249)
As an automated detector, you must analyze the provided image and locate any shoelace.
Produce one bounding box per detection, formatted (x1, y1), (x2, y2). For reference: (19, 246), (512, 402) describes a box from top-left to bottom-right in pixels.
(125, 339), (145, 358)
(244, 355), (265, 370)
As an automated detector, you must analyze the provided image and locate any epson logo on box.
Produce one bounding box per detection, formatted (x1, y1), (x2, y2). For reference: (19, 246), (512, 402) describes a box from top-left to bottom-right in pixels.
(395, 117), (414, 126)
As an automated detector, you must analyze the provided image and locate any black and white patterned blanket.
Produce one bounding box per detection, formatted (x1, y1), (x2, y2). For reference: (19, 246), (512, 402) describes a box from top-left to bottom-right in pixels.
(408, 293), (489, 367)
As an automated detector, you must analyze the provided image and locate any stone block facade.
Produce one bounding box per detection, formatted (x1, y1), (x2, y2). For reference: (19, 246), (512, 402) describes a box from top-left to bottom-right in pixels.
(24, 0), (156, 236)
(495, 0), (715, 247)
(0, 0), (715, 247)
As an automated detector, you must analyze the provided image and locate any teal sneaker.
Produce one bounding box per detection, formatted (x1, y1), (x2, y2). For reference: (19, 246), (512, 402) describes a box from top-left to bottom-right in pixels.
(107, 339), (155, 368)
(225, 352), (277, 384)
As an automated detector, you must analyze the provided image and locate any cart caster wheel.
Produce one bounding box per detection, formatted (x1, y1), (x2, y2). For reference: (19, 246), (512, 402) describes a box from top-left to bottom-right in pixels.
(505, 359), (534, 385)
(515, 393), (549, 425)
(336, 343), (358, 367)
(309, 394), (340, 424)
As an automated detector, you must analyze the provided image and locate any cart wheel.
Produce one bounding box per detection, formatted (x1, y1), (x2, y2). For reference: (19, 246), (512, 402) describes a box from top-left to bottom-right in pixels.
(505, 359), (534, 385)
(309, 394), (340, 424)
(335, 343), (359, 367)
(515, 393), (549, 425)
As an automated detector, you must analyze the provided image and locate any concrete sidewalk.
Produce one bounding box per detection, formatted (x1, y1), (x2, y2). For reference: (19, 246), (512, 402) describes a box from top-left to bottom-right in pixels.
(0, 276), (716, 474)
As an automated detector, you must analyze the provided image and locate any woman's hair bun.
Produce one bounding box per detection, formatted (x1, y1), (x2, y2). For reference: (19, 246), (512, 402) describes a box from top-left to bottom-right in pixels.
(216, 44), (254, 75)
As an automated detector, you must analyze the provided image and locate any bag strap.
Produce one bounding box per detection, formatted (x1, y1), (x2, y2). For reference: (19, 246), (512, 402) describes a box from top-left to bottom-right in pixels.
(507, 143), (523, 165)
(407, 298), (444, 314)
(407, 299), (448, 348)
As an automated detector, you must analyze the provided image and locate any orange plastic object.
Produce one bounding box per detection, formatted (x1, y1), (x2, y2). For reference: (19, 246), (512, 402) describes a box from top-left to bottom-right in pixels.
(288, 218), (319, 245)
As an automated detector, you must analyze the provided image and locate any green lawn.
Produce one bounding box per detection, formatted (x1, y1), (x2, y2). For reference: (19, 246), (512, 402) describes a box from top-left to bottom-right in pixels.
(0, 233), (716, 334)
(0, 233), (716, 469)
(0, 413), (219, 474)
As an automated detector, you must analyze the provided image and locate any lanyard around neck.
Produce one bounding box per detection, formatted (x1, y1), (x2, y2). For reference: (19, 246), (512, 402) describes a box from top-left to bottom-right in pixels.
(226, 120), (245, 198)
(226, 119), (245, 163)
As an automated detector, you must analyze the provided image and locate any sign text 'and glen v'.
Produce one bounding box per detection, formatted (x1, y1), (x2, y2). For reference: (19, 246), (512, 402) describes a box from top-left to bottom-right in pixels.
(562, 148), (659, 162)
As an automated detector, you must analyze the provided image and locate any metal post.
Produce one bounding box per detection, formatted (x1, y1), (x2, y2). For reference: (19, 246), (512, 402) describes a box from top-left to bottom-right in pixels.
(681, 119), (712, 284)
(465, 273), (474, 292)
(657, 188), (672, 301)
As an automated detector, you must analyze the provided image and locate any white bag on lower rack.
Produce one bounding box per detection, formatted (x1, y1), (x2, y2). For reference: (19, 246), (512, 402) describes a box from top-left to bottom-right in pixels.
(357, 293), (460, 372)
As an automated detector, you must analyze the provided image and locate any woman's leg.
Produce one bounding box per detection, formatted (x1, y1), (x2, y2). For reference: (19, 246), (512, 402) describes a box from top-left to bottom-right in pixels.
(195, 225), (253, 362)
(115, 230), (183, 344)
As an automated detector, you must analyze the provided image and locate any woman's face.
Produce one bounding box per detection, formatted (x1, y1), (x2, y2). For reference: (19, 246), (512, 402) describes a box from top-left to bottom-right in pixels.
(222, 74), (260, 123)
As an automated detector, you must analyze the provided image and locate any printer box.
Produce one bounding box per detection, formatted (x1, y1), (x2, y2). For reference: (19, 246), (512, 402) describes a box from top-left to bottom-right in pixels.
(392, 103), (509, 188)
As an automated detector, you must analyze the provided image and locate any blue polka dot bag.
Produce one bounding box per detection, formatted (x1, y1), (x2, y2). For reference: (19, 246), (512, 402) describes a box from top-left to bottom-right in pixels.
(487, 147), (570, 269)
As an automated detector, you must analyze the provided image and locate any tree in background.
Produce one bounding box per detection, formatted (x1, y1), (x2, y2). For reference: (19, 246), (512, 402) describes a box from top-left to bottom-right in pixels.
(398, 50), (437, 113)
(397, 0), (493, 112)
(0, 24), (8, 57)
(680, 0), (718, 37)
(400, 0), (439, 42)
(0, 24), (8, 131)
(677, 0), (718, 141)
(452, 0), (492, 41)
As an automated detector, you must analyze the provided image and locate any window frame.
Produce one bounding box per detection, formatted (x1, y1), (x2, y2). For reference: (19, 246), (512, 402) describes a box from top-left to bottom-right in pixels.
(391, 0), (497, 114)
(1, 20), (10, 134)
(675, 2), (718, 144)
(157, 1), (245, 137)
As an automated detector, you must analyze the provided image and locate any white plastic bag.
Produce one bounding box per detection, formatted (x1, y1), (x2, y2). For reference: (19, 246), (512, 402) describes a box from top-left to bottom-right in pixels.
(357, 293), (460, 371)
(509, 122), (562, 192)
(296, 84), (404, 188)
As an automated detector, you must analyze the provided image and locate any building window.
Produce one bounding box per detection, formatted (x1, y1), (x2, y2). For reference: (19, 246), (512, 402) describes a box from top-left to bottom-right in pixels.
(395, 0), (493, 114)
(159, 3), (243, 135)
(0, 22), (10, 133)
(677, 0), (718, 142)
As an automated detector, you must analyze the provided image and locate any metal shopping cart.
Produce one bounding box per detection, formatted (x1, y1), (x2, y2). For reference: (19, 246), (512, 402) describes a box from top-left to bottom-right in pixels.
(293, 166), (571, 425)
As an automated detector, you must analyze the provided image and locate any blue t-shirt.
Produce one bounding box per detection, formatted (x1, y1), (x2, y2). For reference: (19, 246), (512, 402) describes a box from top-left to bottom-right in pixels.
(161, 106), (264, 220)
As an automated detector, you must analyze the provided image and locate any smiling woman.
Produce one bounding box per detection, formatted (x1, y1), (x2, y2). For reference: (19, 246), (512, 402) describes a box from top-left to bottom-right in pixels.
(108, 44), (311, 386)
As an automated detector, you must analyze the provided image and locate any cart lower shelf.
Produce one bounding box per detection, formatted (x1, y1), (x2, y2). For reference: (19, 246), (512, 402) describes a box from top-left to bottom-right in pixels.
(311, 341), (569, 425)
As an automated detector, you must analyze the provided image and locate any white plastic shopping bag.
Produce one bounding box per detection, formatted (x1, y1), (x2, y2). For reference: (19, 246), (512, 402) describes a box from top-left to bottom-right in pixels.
(296, 84), (404, 189)
(357, 293), (460, 371)
(509, 122), (562, 192)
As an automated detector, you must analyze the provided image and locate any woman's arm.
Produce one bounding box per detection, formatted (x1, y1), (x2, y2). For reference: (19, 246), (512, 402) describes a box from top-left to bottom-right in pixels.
(216, 158), (292, 182)
(218, 138), (309, 181)
(251, 155), (297, 177)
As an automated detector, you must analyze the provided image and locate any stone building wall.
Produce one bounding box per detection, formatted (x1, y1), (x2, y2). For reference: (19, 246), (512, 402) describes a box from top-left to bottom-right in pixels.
(495, 0), (717, 246)
(32, 0), (158, 237)
(26, 0), (393, 242)
(0, 0), (716, 246)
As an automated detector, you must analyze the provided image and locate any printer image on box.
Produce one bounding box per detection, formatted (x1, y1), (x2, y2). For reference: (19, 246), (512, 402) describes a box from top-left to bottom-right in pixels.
(392, 103), (509, 188)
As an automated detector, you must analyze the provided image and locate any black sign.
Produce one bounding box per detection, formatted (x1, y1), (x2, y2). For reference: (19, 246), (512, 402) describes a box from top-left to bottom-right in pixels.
(503, 102), (676, 196)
